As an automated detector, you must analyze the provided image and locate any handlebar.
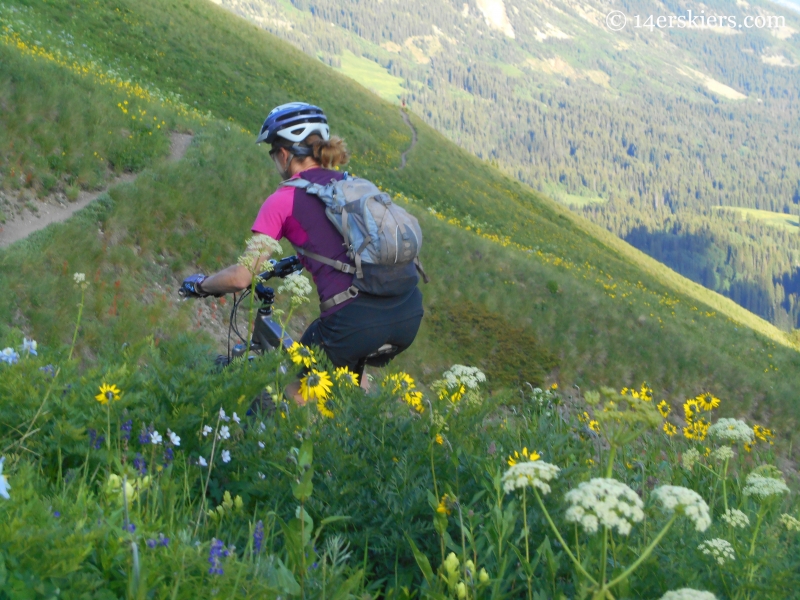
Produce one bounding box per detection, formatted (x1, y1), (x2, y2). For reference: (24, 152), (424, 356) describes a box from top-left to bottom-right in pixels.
(260, 255), (303, 282)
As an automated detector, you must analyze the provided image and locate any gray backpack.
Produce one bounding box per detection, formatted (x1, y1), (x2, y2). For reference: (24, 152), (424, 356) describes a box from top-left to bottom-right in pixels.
(282, 173), (428, 305)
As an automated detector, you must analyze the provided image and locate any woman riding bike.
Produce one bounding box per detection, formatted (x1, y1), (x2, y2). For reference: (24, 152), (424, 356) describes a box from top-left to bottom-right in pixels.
(181, 102), (424, 394)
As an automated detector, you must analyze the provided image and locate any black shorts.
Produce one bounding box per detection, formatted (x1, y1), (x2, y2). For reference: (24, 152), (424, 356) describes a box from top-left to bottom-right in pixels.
(300, 287), (424, 375)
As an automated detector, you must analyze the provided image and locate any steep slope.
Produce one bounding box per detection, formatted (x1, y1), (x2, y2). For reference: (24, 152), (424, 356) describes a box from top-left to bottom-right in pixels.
(210, 0), (800, 330)
(1, 0), (800, 428)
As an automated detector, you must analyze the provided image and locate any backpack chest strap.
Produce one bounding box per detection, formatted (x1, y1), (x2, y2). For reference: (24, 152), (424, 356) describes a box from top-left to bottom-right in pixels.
(295, 247), (356, 275)
(319, 285), (359, 312)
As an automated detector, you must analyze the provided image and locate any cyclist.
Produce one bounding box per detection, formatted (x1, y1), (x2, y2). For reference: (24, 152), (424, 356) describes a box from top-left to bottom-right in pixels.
(182, 102), (424, 393)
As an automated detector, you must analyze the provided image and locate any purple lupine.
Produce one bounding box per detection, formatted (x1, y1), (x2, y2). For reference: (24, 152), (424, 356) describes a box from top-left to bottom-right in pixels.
(138, 425), (151, 445)
(253, 520), (264, 553)
(158, 533), (169, 547)
(146, 538), (158, 549)
(133, 453), (147, 476)
(163, 446), (174, 467)
(93, 435), (105, 450)
(87, 428), (97, 448)
(120, 419), (133, 442)
(39, 364), (57, 377)
(208, 538), (229, 575)
(125, 523), (136, 533)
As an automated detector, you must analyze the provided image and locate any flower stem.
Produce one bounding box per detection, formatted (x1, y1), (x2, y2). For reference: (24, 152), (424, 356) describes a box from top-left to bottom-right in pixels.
(68, 287), (86, 362)
(600, 526), (608, 588)
(523, 488), (532, 600)
(605, 445), (617, 479)
(748, 507), (765, 558)
(532, 489), (597, 585)
(721, 457), (730, 514)
(605, 514), (677, 590)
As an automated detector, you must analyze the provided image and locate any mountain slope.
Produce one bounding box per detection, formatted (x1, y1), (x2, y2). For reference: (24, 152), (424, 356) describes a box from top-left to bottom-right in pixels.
(1, 0), (800, 428)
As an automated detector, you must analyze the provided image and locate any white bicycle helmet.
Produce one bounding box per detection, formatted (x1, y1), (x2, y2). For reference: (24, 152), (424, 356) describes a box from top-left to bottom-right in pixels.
(256, 102), (330, 145)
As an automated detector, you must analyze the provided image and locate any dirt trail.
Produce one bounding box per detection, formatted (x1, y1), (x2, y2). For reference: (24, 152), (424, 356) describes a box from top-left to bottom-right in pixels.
(399, 109), (417, 169)
(0, 132), (193, 249)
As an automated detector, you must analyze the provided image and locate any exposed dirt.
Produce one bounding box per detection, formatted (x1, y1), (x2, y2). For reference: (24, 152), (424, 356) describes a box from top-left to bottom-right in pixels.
(399, 109), (417, 169)
(0, 132), (193, 248)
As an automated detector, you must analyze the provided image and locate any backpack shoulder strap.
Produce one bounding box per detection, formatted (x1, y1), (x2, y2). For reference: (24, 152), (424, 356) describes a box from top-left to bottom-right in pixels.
(295, 247), (356, 275)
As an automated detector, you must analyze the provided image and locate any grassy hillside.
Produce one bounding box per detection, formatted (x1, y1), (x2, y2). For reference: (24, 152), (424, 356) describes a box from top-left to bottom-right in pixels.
(1, 0), (799, 428)
(1, 0), (800, 596)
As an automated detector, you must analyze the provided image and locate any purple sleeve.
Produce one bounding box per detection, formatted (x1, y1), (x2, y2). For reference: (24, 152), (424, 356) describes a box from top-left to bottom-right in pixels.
(251, 186), (295, 240)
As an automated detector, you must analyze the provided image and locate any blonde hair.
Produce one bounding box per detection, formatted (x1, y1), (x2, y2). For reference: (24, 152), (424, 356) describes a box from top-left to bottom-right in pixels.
(303, 134), (350, 168)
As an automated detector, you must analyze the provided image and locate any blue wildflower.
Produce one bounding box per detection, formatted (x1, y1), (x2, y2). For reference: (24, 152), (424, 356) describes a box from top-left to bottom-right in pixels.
(22, 338), (37, 356)
(0, 348), (19, 365)
(253, 520), (264, 553)
(146, 538), (157, 549)
(120, 419), (133, 442)
(53, 511), (61, 518)
(39, 364), (56, 377)
(208, 538), (229, 575)
(158, 533), (169, 547)
(125, 523), (136, 533)
(88, 429), (97, 448)
(133, 453), (147, 476)
(163, 446), (174, 467)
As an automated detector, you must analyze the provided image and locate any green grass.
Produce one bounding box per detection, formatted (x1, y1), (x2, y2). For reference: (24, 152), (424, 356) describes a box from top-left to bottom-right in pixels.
(540, 181), (607, 207)
(336, 50), (405, 103)
(0, 0), (799, 434)
(714, 206), (800, 230)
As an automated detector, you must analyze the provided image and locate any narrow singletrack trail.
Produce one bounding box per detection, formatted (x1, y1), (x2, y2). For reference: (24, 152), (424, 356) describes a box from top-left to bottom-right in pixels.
(0, 132), (193, 248)
(399, 109), (417, 169)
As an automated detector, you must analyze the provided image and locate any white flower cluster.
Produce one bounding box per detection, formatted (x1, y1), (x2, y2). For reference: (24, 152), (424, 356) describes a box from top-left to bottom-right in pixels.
(502, 461), (560, 495)
(529, 387), (557, 408)
(442, 365), (486, 390)
(708, 418), (754, 444)
(564, 478), (644, 535)
(698, 538), (735, 565)
(682, 448), (701, 471)
(742, 473), (789, 501)
(721, 508), (750, 529)
(73, 272), (86, 284)
(660, 589), (717, 600)
(278, 272), (313, 303)
(711, 446), (734, 462)
(238, 235), (282, 273)
(779, 514), (800, 532)
(652, 485), (711, 532)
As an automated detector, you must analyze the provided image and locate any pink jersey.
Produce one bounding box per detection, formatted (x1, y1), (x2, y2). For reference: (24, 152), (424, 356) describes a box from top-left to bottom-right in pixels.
(252, 168), (355, 316)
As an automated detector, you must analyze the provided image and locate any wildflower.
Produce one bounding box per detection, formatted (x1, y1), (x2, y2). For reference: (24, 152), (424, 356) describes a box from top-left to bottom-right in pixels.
(198, 456), (208, 467)
(150, 431), (163, 445)
(779, 514), (800, 532)
(232, 412), (241, 424)
(507, 447), (541, 466)
(167, 429), (180, 447)
(39, 364), (57, 377)
(138, 426), (151, 445)
(711, 446), (734, 462)
(753, 424), (774, 443)
(238, 234), (282, 273)
(708, 418), (754, 444)
(73, 272), (86, 284)
(442, 364), (486, 391)
(479, 568), (489, 583)
(221, 450), (231, 463)
(502, 460), (560, 495)
(663, 422), (677, 436)
(95, 383), (121, 405)
(277, 272), (313, 305)
(550, 383), (558, 391)
(208, 538), (229, 575)
(219, 408), (230, 422)
(133, 453), (146, 476)
(456, 582), (467, 599)
(683, 418), (710, 441)
(435, 434), (444, 445)
(698, 538), (735, 565)
(660, 589), (717, 600)
(652, 485), (711, 532)
(565, 478), (644, 536)
(657, 400), (670, 418)
(299, 370), (333, 402)
(258, 441), (265, 449)
(696, 393), (720, 411)
(721, 509), (750, 528)
(288, 342), (317, 368)
(218, 426), (230, 441)
(317, 397), (335, 419)
(742, 472), (789, 501)
(588, 420), (600, 433)
(0, 348), (19, 365)
(0, 457), (10, 500)
(436, 494), (452, 515)
(159, 533), (169, 546)
(254, 520), (265, 553)
(120, 420), (133, 442)
(443, 552), (459, 574)
(744, 442), (753, 452)
(202, 425), (212, 437)
(163, 446), (174, 467)
(22, 338), (37, 356)
(334, 367), (359, 387)
(146, 538), (158, 549)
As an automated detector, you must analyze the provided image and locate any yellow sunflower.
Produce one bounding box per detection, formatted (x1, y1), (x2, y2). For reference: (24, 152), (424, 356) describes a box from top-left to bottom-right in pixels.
(507, 447), (541, 466)
(656, 400), (671, 418)
(316, 397), (335, 419)
(696, 393), (720, 412)
(333, 367), (359, 387)
(663, 422), (677, 436)
(589, 420), (601, 433)
(437, 494), (452, 515)
(299, 370), (332, 402)
(639, 383), (653, 402)
(405, 390), (425, 413)
(288, 342), (316, 368)
(95, 383), (121, 405)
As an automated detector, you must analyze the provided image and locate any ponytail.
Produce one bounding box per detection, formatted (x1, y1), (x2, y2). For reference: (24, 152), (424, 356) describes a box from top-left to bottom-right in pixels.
(303, 134), (350, 169)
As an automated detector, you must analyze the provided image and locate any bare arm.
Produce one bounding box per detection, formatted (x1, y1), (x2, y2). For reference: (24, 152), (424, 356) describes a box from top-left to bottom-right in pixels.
(199, 254), (272, 295)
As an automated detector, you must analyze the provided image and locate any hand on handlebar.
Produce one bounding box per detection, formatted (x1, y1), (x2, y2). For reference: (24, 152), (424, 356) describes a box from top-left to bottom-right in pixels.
(179, 274), (210, 298)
